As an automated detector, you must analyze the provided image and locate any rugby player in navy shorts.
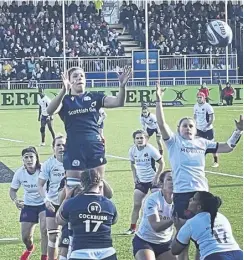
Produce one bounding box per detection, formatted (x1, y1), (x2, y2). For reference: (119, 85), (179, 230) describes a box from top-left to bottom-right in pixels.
(47, 66), (132, 197)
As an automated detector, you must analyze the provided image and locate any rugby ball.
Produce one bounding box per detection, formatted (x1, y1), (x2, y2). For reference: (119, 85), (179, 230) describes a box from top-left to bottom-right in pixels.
(206, 20), (233, 47)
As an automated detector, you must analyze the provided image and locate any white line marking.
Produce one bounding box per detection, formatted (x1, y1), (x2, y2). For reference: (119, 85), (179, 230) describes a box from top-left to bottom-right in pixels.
(106, 154), (243, 179)
(0, 238), (19, 242)
(227, 110), (243, 112)
(0, 138), (24, 143)
(205, 170), (243, 179)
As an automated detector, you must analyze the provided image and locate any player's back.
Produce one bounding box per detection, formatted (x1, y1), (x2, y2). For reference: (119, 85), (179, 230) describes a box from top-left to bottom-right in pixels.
(188, 212), (240, 259)
(63, 193), (117, 250)
(59, 92), (105, 141)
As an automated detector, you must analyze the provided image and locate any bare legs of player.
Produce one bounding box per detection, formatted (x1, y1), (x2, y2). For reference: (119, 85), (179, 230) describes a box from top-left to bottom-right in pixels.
(212, 152), (219, 167)
(66, 166), (113, 199)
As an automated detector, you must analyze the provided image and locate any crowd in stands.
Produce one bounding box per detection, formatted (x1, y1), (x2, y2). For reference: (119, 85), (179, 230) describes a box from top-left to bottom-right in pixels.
(0, 0), (125, 82)
(120, 0), (242, 55)
(0, 0), (242, 81)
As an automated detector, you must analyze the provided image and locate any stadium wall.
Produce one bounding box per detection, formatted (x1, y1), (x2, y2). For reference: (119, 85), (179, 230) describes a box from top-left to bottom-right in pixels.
(0, 85), (242, 109)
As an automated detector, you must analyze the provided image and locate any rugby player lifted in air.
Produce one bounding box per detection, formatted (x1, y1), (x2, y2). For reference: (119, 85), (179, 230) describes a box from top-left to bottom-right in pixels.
(47, 66), (132, 197)
(194, 92), (219, 167)
(38, 88), (55, 146)
(140, 106), (164, 155)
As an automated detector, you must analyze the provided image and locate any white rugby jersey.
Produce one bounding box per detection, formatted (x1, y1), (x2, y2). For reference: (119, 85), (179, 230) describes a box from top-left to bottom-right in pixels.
(98, 108), (107, 125)
(11, 166), (44, 206)
(39, 156), (65, 205)
(38, 95), (51, 116)
(136, 190), (174, 244)
(165, 131), (218, 193)
(129, 144), (161, 183)
(194, 103), (214, 131)
(140, 113), (159, 130)
(177, 212), (241, 260)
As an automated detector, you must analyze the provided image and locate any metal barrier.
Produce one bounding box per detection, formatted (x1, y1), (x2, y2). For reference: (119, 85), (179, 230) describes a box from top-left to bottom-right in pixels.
(0, 76), (242, 90)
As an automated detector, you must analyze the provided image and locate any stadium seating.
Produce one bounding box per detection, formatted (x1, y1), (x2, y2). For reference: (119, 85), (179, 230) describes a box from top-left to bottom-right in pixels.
(0, 1), (242, 81)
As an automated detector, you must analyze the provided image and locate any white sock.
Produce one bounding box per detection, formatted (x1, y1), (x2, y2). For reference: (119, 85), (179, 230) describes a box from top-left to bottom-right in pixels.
(59, 256), (67, 260)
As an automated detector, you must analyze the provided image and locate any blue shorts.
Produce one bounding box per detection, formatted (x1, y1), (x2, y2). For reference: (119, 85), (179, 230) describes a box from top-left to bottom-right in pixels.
(205, 250), (243, 260)
(59, 224), (70, 248)
(20, 204), (45, 223)
(46, 204), (59, 218)
(173, 192), (196, 219)
(41, 115), (53, 125)
(132, 235), (171, 257)
(63, 140), (107, 171)
(135, 182), (158, 194)
(146, 128), (160, 137)
(197, 129), (214, 140)
(98, 122), (104, 129)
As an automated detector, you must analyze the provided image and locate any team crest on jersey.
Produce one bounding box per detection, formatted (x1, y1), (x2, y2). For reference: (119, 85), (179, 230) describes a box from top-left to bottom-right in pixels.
(88, 202), (101, 214)
(72, 160), (80, 167)
(84, 96), (91, 101)
(62, 238), (69, 245)
(91, 101), (97, 107)
(144, 153), (148, 157)
(71, 96), (75, 101)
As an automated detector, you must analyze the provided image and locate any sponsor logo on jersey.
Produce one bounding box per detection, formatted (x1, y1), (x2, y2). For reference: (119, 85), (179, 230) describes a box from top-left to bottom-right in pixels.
(62, 238), (70, 245)
(88, 202), (101, 214)
(84, 96), (91, 101)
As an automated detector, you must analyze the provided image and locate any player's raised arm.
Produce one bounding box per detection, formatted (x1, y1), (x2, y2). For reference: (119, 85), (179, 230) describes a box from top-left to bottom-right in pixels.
(103, 66), (132, 108)
(216, 115), (243, 153)
(155, 82), (171, 140)
(47, 72), (70, 115)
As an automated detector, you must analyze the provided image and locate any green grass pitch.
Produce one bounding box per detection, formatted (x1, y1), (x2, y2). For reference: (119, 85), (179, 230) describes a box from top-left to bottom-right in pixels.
(0, 105), (242, 260)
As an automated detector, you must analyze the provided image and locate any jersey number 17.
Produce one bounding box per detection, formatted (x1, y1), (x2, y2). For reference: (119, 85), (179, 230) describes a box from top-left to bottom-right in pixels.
(83, 220), (102, 232)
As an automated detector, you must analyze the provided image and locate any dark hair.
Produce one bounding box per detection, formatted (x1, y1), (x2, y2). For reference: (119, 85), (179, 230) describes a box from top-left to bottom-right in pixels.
(21, 146), (41, 170)
(197, 191), (222, 235)
(52, 134), (65, 147)
(132, 129), (148, 139)
(177, 117), (195, 128)
(159, 169), (172, 183)
(80, 169), (101, 193)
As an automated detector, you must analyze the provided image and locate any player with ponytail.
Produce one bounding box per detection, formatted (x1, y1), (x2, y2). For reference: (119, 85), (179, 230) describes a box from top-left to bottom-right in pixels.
(171, 191), (243, 259)
(56, 169), (118, 260)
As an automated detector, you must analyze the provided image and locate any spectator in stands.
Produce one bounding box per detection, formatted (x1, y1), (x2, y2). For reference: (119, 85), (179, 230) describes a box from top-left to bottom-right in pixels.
(221, 82), (235, 106)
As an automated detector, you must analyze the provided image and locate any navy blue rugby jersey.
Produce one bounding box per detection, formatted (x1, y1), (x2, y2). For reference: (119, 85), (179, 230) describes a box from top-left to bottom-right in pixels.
(60, 193), (117, 250)
(59, 92), (106, 139)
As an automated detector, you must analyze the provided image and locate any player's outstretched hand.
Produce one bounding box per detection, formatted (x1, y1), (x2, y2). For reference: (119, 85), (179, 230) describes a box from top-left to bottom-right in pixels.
(45, 200), (55, 213)
(235, 115), (243, 131)
(172, 213), (187, 230)
(117, 66), (132, 87)
(61, 71), (71, 93)
(155, 81), (166, 101)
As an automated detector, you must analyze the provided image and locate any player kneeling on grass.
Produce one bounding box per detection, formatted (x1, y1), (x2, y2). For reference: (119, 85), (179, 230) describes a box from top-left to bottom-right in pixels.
(194, 92), (219, 167)
(125, 130), (164, 235)
(56, 169), (118, 260)
(9, 147), (48, 260)
(38, 135), (66, 260)
(171, 191), (243, 260)
(140, 106), (164, 155)
(132, 170), (176, 260)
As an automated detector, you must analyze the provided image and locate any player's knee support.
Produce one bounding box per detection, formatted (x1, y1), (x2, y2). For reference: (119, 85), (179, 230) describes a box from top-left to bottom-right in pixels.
(47, 230), (60, 248)
(40, 126), (45, 133)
